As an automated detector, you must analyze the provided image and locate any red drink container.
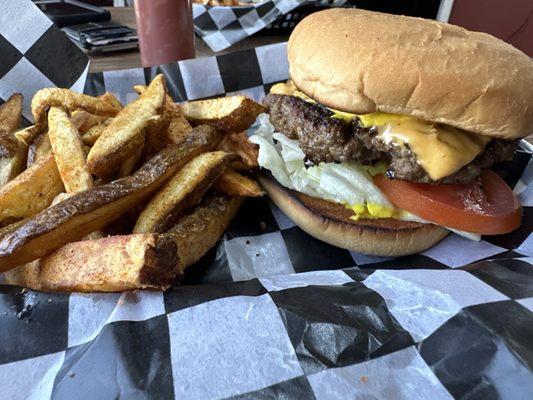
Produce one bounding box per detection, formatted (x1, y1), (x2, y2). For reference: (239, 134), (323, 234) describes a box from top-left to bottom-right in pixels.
(134, 0), (195, 67)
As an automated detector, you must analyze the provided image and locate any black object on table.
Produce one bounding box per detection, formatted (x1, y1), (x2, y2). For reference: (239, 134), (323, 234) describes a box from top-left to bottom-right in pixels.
(33, 0), (111, 27)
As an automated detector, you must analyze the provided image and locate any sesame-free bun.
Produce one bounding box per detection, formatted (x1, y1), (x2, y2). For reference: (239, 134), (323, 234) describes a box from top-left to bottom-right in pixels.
(258, 174), (449, 256)
(288, 8), (533, 140)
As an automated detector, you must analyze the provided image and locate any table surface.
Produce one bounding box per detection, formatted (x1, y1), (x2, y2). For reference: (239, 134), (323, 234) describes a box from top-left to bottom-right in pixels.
(89, 7), (289, 73)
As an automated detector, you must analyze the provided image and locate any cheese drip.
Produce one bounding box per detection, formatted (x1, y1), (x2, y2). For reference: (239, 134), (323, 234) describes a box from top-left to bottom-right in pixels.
(269, 82), (490, 181)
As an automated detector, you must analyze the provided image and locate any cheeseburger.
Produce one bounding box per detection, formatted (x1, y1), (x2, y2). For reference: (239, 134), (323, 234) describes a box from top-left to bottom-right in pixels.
(249, 9), (533, 256)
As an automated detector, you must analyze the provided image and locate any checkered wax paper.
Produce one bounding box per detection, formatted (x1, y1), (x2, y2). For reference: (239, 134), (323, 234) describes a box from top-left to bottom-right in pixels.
(2, 29), (533, 400)
(194, 0), (349, 52)
(0, 0), (89, 124)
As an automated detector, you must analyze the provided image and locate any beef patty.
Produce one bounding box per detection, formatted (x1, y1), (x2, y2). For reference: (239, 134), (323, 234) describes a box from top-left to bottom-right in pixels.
(264, 93), (518, 184)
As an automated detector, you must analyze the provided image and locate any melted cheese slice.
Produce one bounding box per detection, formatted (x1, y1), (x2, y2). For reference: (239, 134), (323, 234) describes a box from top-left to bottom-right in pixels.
(269, 82), (490, 181)
(372, 115), (490, 180)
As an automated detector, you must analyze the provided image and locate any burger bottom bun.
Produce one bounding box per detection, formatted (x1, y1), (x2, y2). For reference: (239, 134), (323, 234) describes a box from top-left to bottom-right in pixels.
(258, 174), (449, 256)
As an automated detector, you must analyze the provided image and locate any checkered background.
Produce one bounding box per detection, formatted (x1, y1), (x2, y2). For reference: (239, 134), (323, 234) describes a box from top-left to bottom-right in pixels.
(193, 0), (349, 52)
(0, 0), (88, 124)
(1, 6), (533, 398)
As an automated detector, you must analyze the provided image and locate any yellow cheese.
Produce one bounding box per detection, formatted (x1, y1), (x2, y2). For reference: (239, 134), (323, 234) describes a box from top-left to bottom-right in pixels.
(268, 83), (489, 181)
(375, 117), (490, 180)
(270, 82), (315, 102)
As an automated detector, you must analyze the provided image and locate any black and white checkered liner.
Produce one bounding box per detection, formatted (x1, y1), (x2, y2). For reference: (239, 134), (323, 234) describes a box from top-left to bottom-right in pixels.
(0, 0), (88, 123)
(193, 0), (348, 52)
(1, 27), (533, 399)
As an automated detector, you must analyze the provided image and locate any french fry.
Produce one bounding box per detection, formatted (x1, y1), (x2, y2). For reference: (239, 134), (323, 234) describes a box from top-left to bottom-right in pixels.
(0, 94), (23, 154)
(27, 132), (52, 167)
(99, 92), (123, 112)
(70, 110), (109, 133)
(48, 107), (93, 193)
(142, 113), (171, 160)
(218, 131), (259, 170)
(134, 151), (236, 233)
(15, 125), (41, 147)
(135, 84), (193, 149)
(87, 74), (166, 178)
(0, 139), (28, 186)
(0, 153), (64, 226)
(80, 120), (109, 146)
(180, 95), (266, 133)
(32, 89), (118, 128)
(167, 110), (193, 144)
(0, 125), (221, 271)
(119, 144), (144, 178)
(4, 234), (179, 292)
(213, 169), (264, 197)
(168, 193), (244, 270)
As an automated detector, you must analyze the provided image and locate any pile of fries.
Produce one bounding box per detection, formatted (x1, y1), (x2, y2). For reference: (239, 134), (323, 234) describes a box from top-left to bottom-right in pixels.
(0, 75), (265, 292)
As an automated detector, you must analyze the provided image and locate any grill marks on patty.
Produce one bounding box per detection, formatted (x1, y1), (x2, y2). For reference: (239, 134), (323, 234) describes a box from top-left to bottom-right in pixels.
(263, 93), (518, 184)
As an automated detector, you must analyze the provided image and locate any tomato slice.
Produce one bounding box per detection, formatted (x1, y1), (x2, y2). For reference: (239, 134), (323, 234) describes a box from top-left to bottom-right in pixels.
(374, 170), (522, 235)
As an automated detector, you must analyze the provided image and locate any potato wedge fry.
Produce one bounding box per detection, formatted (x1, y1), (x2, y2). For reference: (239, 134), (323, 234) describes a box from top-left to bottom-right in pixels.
(0, 139), (28, 186)
(180, 95), (266, 133)
(119, 143), (144, 178)
(134, 151), (236, 234)
(15, 125), (41, 147)
(99, 92), (123, 112)
(167, 110), (193, 144)
(142, 113), (171, 160)
(168, 193), (244, 270)
(218, 131), (259, 170)
(0, 125), (221, 271)
(0, 153), (63, 226)
(0, 94), (23, 153)
(80, 120), (109, 146)
(134, 84), (192, 146)
(48, 107), (93, 193)
(213, 169), (264, 197)
(4, 234), (179, 292)
(32, 89), (118, 128)
(27, 132), (52, 167)
(87, 74), (166, 178)
(70, 110), (108, 133)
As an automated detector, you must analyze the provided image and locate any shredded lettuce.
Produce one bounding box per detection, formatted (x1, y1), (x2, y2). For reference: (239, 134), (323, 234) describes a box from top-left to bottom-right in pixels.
(249, 113), (481, 241)
(250, 114), (395, 219)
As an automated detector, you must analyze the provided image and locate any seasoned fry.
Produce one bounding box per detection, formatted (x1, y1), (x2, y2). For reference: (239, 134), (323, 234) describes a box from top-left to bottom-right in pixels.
(48, 107), (93, 193)
(0, 94), (23, 154)
(15, 125), (41, 147)
(180, 95), (266, 133)
(143, 113), (171, 159)
(87, 74), (166, 178)
(0, 154), (63, 226)
(0, 125), (221, 271)
(134, 151), (236, 233)
(81, 120), (109, 146)
(119, 144), (144, 178)
(168, 193), (244, 270)
(4, 234), (179, 292)
(32, 89), (118, 128)
(218, 131), (259, 170)
(0, 139), (28, 186)
(70, 110), (108, 133)
(135, 85), (193, 148)
(167, 110), (193, 144)
(27, 132), (52, 167)
(213, 169), (264, 197)
(99, 92), (123, 112)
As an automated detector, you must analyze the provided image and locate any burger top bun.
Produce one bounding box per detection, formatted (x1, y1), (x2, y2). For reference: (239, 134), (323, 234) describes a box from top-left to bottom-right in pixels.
(288, 8), (533, 140)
